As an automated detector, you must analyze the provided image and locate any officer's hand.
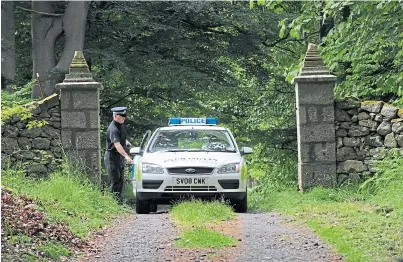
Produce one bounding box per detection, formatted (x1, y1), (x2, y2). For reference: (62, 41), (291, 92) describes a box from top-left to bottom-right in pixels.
(125, 155), (133, 163)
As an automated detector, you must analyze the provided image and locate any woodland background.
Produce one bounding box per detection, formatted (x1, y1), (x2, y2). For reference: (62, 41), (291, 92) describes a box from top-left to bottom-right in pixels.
(2, 0), (402, 190)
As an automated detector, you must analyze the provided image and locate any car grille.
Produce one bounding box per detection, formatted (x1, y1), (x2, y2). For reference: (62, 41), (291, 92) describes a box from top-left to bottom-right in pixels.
(167, 167), (214, 175)
(164, 186), (217, 192)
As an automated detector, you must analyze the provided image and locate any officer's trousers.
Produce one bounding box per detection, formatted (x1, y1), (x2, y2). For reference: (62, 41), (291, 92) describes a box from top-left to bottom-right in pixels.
(104, 151), (124, 203)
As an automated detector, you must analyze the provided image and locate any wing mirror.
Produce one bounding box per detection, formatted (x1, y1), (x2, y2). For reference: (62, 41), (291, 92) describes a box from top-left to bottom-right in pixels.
(130, 147), (143, 155)
(240, 147), (253, 155)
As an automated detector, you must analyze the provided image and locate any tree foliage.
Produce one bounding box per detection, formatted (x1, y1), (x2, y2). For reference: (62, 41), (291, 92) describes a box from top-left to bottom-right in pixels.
(262, 0), (403, 104)
(321, 1), (403, 102)
(85, 2), (300, 146)
(0, 81), (47, 128)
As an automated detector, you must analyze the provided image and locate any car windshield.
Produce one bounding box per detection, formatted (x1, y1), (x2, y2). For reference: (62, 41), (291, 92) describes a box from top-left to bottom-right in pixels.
(148, 129), (236, 153)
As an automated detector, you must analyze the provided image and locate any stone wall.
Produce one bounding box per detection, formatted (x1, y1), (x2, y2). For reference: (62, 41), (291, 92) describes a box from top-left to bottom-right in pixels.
(1, 94), (62, 176)
(295, 43), (403, 190)
(335, 100), (403, 184)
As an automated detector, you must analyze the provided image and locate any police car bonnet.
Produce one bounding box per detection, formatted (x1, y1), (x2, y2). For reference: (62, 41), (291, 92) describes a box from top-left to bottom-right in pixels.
(111, 107), (127, 117)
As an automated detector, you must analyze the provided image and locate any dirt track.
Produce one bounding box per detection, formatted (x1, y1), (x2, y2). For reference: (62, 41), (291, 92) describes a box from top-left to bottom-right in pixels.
(78, 205), (343, 262)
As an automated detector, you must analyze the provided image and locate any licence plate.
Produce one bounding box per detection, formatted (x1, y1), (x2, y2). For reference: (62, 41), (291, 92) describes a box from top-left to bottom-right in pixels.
(174, 177), (208, 185)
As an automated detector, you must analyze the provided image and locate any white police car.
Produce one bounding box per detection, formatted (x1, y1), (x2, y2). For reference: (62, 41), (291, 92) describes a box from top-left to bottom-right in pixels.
(130, 117), (252, 214)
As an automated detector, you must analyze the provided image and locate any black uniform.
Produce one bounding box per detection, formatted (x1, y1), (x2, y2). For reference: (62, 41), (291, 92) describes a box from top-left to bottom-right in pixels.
(104, 119), (128, 203)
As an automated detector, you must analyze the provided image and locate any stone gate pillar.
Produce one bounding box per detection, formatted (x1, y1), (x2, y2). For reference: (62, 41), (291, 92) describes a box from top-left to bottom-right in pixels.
(56, 51), (102, 183)
(294, 44), (337, 191)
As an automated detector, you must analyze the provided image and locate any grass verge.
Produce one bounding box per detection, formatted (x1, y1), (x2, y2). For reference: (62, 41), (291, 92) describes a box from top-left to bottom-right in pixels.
(37, 241), (70, 259)
(170, 199), (237, 248)
(171, 199), (235, 226)
(2, 166), (129, 237)
(175, 228), (237, 248)
(249, 153), (403, 262)
(2, 160), (131, 261)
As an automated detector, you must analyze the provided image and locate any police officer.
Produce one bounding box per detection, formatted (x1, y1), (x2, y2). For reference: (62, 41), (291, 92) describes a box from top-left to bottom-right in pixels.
(104, 107), (132, 204)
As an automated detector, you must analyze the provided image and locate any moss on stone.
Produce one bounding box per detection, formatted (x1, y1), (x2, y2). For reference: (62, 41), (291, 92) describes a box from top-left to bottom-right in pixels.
(392, 118), (403, 123)
(361, 100), (383, 106)
(382, 102), (397, 108)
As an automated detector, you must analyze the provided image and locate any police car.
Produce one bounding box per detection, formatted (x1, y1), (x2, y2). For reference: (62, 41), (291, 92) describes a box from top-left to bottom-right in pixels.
(130, 117), (253, 214)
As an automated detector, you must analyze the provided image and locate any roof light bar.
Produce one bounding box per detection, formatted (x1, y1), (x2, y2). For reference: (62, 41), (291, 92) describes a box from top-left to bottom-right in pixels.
(168, 118), (218, 126)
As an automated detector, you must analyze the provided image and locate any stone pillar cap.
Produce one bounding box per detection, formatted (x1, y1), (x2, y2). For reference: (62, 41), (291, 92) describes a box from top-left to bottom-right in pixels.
(58, 51), (96, 84)
(296, 43), (336, 78)
(70, 51), (90, 74)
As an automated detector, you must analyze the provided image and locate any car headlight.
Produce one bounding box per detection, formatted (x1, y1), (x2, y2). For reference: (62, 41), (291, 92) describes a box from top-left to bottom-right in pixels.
(142, 163), (164, 174)
(217, 163), (240, 174)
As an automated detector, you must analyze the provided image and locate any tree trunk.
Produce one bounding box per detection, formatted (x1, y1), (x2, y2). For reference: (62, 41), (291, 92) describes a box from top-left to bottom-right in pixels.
(1, 1), (16, 90)
(31, 1), (62, 98)
(31, 1), (89, 98)
(56, 1), (90, 70)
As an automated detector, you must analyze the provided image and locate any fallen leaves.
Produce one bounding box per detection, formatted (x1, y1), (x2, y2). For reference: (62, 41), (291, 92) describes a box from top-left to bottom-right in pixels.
(1, 187), (90, 260)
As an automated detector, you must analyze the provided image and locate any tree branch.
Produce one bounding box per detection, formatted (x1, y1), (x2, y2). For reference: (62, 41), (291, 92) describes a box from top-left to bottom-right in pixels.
(273, 45), (299, 57)
(102, 89), (143, 108)
(274, 85), (294, 94)
(102, 87), (172, 108)
(180, 18), (223, 32)
(263, 30), (318, 48)
(16, 6), (63, 17)
(262, 32), (291, 47)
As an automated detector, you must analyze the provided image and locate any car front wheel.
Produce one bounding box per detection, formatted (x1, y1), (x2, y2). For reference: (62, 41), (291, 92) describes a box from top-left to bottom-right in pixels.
(150, 203), (157, 213)
(232, 193), (247, 213)
(136, 197), (150, 214)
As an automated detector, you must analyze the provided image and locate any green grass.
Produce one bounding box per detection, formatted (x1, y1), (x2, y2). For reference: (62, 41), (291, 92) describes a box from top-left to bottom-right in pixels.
(171, 199), (235, 226)
(2, 164), (129, 237)
(20, 253), (39, 262)
(9, 234), (32, 245)
(250, 153), (403, 262)
(122, 181), (134, 200)
(175, 228), (237, 248)
(37, 242), (70, 259)
(170, 199), (237, 248)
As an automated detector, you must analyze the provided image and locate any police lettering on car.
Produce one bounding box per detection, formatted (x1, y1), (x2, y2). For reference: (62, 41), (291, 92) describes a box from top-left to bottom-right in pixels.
(130, 117), (253, 214)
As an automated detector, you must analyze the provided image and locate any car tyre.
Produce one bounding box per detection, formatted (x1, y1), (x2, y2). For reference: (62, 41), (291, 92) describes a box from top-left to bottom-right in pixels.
(136, 197), (150, 214)
(150, 203), (157, 213)
(232, 193), (247, 213)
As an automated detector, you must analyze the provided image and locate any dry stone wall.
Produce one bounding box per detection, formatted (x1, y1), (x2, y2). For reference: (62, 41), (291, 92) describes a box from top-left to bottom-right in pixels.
(335, 100), (403, 184)
(1, 95), (62, 176)
(2, 52), (102, 183)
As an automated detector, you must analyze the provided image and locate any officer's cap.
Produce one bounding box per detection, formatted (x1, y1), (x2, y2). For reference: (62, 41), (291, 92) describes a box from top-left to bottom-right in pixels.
(111, 107), (127, 117)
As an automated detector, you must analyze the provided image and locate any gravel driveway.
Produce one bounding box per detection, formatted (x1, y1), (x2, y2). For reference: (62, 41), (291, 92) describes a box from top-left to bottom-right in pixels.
(80, 207), (175, 262)
(236, 211), (343, 262)
(80, 207), (343, 262)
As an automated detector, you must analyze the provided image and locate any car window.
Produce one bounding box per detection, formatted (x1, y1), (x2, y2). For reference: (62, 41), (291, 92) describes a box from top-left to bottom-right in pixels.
(148, 129), (236, 153)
